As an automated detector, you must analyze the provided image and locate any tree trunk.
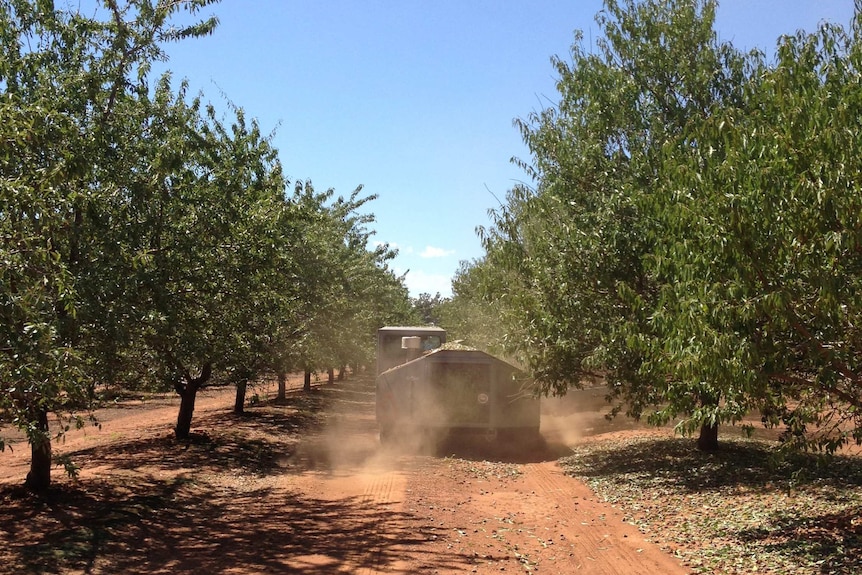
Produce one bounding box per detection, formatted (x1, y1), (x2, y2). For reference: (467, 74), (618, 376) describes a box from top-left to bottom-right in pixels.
(337, 366), (345, 381)
(234, 379), (247, 415)
(25, 407), (51, 492)
(277, 370), (286, 401)
(175, 385), (199, 440)
(303, 370), (312, 392)
(697, 422), (719, 452)
(174, 363), (212, 440)
(327, 368), (334, 385)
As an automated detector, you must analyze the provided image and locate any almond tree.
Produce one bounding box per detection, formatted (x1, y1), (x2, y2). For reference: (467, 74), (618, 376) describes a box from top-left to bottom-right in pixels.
(0, 0), (218, 490)
(283, 182), (411, 392)
(124, 87), (290, 436)
(642, 13), (862, 453)
(437, 260), (504, 356)
(480, 0), (750, 450)
(482, 0), (862, 453)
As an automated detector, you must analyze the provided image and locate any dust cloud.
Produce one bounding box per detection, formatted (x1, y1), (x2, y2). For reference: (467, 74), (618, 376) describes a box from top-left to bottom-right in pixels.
(539, 385), (643, 446)
(283, 382), (438, 475)
(286, 410), (396, 475)
(286, 382), (649, 475)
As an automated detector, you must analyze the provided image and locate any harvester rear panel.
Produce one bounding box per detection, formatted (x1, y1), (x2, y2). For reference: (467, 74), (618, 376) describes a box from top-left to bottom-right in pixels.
(376, 345), (540, 441)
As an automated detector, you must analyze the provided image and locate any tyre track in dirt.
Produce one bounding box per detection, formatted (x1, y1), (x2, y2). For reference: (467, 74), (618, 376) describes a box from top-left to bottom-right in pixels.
(281, 380), (414, 574)
(354, 470), (398, 575)
(390, 451), (690, 574)
(522, 461), (688, 574)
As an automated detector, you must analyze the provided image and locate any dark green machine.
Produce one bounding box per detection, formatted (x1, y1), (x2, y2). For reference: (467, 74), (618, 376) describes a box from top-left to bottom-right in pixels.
(375, 327), (540, 443)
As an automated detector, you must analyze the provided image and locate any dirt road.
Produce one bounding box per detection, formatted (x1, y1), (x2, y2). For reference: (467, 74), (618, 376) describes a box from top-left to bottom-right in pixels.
(0, 375), (690, 574)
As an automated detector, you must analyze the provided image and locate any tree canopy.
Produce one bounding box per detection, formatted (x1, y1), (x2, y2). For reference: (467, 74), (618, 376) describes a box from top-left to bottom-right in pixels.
(0, 0), (413, 491)
(467, 0), (862, 453)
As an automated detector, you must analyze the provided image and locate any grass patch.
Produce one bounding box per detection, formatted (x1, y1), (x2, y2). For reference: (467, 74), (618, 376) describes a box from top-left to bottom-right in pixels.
(560, 437), (862, 575)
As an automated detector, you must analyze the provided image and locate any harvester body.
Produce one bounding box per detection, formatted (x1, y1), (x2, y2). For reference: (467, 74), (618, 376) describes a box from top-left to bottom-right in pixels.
(375, 327), (540, 442)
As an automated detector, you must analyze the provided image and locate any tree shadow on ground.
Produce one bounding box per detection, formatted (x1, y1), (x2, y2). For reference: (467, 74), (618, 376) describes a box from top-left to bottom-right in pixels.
(562, 437), (862, 575)
(563, 437), (862, 492)
(737, 508), (862, 575)
(59, 417), (308, 480)
(0, 376), (477, 574)
(0, 472), (469, 575)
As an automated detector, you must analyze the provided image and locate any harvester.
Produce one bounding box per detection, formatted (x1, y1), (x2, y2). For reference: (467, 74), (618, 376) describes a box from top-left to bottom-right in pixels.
(375, 326), (540, 445)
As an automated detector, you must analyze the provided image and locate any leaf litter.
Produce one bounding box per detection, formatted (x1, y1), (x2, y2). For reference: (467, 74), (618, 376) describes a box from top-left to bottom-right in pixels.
(560, 436), (862, 574)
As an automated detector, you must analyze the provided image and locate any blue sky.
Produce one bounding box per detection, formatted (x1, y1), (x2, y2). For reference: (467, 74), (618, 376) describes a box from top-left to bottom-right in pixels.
(144, 0), (854, 297)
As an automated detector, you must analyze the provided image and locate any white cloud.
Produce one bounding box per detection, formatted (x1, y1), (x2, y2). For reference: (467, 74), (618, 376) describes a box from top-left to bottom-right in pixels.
(401, 269), (452, 298)
(420, 246), (455, 259)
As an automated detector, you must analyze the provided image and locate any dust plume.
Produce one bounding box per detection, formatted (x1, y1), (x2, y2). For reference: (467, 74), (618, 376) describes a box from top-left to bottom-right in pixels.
(539, 386), (640, 446)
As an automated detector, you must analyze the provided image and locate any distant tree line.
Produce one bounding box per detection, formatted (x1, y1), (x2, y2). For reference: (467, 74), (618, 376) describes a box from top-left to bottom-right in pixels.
(0, 0), (414, 492)
(448, 0), (862, 454)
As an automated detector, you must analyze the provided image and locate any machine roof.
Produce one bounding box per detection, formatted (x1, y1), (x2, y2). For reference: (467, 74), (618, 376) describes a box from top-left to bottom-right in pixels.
(379, 347), (521, 375)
